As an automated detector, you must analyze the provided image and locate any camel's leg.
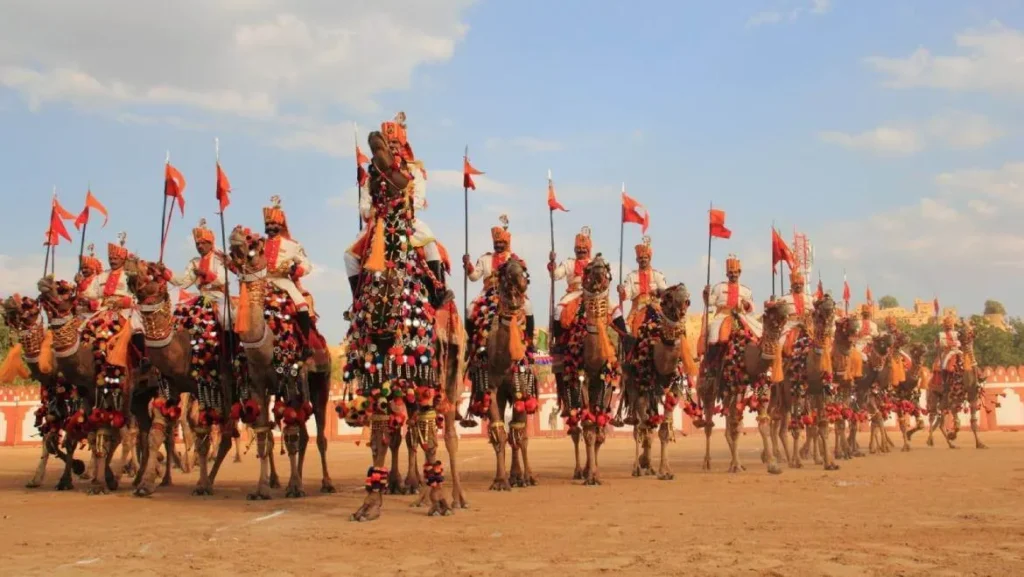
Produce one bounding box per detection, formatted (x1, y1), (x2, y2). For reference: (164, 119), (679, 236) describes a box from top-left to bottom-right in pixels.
(266, 432), (281, 489)
(386, 428), (404, 494)
(312, 395), (335, 493)
(281, 424), (305, 498)
(757, 410), (782, 475)
(657, 422), (674, 480)
(640, 426), (655, 476)
(161, 419), (176, 486)
(207, 422), (235, 484)
(508, 422), (525, 487)
(404, 426), (424, 495)
(86, 429), (113, 495)
(190, 426), (214, 496)
(246, 426), (274, 500)
(296, 419), (310, 484)
(631, 425), (643, 477)
(510, 409), (536, 487)
(969, 396), (988, 449)
(351, 424), (387, 522)
(444, 410), (469, 509)
(702, 421), (714, 472)
(487, 400), (512, 492)
(26, 435), (53, 489)
(898, 413), (911, 452)
(103, 428), (122, 491)
(726, 410), (745, 473)
(570, 426), (584, 479)
(233, 426), (243, 462)
(133, 411), (167, 497)
(582, 424), (606, 486)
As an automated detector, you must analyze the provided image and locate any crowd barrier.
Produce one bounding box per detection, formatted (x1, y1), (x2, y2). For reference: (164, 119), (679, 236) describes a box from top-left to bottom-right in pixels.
(1, 366), (1021, 446)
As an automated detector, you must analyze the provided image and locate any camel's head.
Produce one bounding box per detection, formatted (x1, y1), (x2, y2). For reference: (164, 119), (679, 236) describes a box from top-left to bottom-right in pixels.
(833, 316), (857, 347)
(582, 253), (612, 294)
(958, 321), (975, 346)
(907, 342), (927, 363)
(657, 283), (690, 323)
(761, 299), (788, 336)
(812, 293), (836, 341)
(124, 257), (170, 306)
(228, 225), (267, 275)
(871, 332), (894, 359)
(36, 276), (78, 320)
(497, 257), (529, 310)
(2, 294), (41, 331)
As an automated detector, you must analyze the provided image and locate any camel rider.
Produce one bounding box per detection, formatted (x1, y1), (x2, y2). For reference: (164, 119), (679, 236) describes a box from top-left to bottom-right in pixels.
(344, 112), (446, 306)
(83, 232), (161, 371)
(261, 196), (316, 357)
(617, 236), (667, 336)
(170, 219), (231, 329)
(882, 315), (912, 366)
(934, 314), (963, 376)
(74, 243), (104, 317)
(463, 215), (534, 344)
(778, 270), (814, 353)
(548, 226), (593, 341)
(702, 254), (762, 351)
(852, 304), (879, 360)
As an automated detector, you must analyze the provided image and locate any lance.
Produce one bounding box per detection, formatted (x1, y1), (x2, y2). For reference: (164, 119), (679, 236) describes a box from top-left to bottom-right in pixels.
(215, 138), (238, 372)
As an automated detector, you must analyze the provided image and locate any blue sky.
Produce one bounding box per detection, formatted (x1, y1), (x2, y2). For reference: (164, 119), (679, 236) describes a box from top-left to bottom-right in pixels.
(2, 1), (1024, 342)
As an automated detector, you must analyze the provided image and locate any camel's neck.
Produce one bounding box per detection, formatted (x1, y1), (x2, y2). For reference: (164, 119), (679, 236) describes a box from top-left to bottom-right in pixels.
(16, 316), (46, 360)
(583, 291), (609, 326)
(238, 275), (269, 345)
(137, 296), (176, 346)
(49, 312), (83, 355)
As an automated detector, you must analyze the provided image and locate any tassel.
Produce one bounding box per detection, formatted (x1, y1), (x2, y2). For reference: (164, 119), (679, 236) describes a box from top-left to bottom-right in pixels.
(235, 282), (251, 334)
(771, 341), (784, 384)
(107, 320), (132, 368)
(889, 354), (906, 387)
(0, 343), (30, 383)
(38, 330), (55, 375)
(509, 312), (526, 362)
(597, 321), (615, 363)
(963, 350), (975, 372)
(364, 218), (386, 273)
(679, 335), (698, 380)
(848, 349), (863, 379)
(819, 337), (833, 375)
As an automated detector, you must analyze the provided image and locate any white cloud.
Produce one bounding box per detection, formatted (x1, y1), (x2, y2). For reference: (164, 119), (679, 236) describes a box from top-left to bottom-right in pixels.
(935, 162), (1024, 204)
(428, 169), (517, 195)
(0, 254), (76, 297)
(746, 11), (782, 28)
(864, 21), (1024, 94)
(811, 0), (832, 14)
(818, 126), (922, 155)
(0, 1), (474, 134)
(968, 199), (997, 216)
(918, 197), (958, 222)
(484, 137), (563, 153)
(925, 111), (1002, 149)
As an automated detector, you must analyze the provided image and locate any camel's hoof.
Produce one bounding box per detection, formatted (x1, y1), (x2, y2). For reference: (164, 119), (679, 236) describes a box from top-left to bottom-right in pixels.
(583, 476), (602, 486)
(133, 487), (153, 498)
(767, 463), (783, 475)
(657, 473), (674, 481)
(852, 451), (865, 457)
(233, 457), (243, 463)
(525, 476), (538, 486)
(191, 486), (213, 496)
(86, 485), (109, 496)
(320, 482), (337, 494)
(572, 469), (584, 480)
(56, 480), (75, 491)
(452, 491), (470, 509)
(789, 462), (803, 469)
(285, 487), (306, 499)
(727, 466), (742, 474)
(386, 483), (406, 495)
(489, 480), (512, 492)
(350, 506), (380, 522)
(760, 450), (769, 464)
(976, 443), (988, 450)
(25, 480), (41, 489)
(428, 502), (455, 517)
(631, 468), (642, 477)
(926, 438), (935, 447)
(509, 475), (525, 488)
(246, 491), (272, 501)
(268, 475), (282, 489)
(901, 446), (911, 453)
(948, 444), (959, 450)
(159, 478), (172, 487)
(825, 463), (840, 471)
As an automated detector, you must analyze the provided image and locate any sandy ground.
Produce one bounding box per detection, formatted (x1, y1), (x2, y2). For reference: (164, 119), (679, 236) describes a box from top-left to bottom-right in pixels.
(0, 430), (1023, 577)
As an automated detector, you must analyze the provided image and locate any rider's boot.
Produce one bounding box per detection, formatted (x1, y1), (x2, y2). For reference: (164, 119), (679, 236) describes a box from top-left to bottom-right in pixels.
(425, 260), (446, 308)
(295, 310), (314, 359)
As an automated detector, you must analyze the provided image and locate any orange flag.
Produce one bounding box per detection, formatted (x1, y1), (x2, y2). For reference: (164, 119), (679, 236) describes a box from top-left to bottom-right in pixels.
(771, 227), (793, 270)
(52, 197), (76, 221)
(709, 208), (731, 239)
(356, 145), (369, 187)
(165, 162), (187, 216)
(216, 163), (231, 212)
(546, 170), (567, 212)
(621, 186), (649, 233)
(74, 189), (108, 229)
(866, 286), (873, 303)
(44, 207), (73, 246)
(463, 156), (483, 190)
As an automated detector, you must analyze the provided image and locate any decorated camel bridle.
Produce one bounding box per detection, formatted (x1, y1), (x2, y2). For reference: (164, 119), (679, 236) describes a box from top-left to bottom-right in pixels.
(228, 227), (272, 347)
(581, 256), (613, 335)
(37, 279), (86, 359)
(125, 258), (176, 348)
(3, 295), (48, 362)
(831, 317), (858, 380)
(495, 257), (529, 327)
(653, 284), (690, 347)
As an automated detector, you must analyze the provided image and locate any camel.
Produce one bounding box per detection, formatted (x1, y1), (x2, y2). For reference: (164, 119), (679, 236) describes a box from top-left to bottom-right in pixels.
(697, 301), (787, 474)
(123, 258), (237, 496)
(1, 294), (89, 489)
(778, 294), (839, 471)
(862, 337), (898, 454)
(227, 228), (336, 500)
(340, 127), (454, 520)
(465, 258), (538, 491)
(829, 316), (864, 460)
(552, 255), (620, 486)
(927, 322), (989, 450)
(621, 284), (695, 481)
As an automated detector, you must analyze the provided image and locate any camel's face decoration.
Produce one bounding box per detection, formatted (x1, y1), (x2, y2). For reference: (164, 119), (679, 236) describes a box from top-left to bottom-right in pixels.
(583, 254), (612, 294)
(229, 226), (267, 275)
(659, 284), (690, 323)
(125, 257), (169, 305)
(36, 277), (78, 319)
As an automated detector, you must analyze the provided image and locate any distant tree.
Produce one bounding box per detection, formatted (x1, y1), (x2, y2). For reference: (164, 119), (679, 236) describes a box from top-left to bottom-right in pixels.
(0, 317), (12, 358)
(984, 300), (1006, 315)
(968, 315), (1022, 367)
(878, 295), (899, 309)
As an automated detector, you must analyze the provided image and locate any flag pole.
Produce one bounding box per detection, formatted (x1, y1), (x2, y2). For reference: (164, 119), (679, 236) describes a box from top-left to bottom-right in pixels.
(76, 185), (90, 274)
(215, 138), (236, 365)
(547, 169), (556, 344)
(43, 187), (56, 277)
(770, 221), (776, 298)
(354, 123), (363, 232)
(617, 182), (626, 293)
(702, 201), (713, 351)
(462, 145), (469, 320)
(159, 151), (173, 264)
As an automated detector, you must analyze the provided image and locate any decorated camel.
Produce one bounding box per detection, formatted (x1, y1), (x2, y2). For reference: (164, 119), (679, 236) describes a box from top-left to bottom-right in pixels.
(552, 255), (620, 486)
(927, 320), (989, 450)
(829, 315), (866, 460)
(621, 283), (696, 480)
(123, 257), (238, 496)
(862, 335), (899, 454)
(464, 257), (539, 491)
(697, 301), (787, 474)
(885, 342), (928, 451)
(338, 125), (454, 520)
(227, 227), (335, 500)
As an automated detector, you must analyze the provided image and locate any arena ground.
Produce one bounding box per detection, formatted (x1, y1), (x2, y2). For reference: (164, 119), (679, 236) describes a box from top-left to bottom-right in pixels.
(1, 431), (1022, 576)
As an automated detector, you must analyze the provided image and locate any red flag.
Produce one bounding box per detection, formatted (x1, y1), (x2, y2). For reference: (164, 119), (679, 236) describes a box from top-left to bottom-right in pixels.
(216, 163), (231, 212)
(356, 145), (369, 188)
(547, 171), (567, 212)
(622, 189), (649, 233)
(709, 208), (731, 239)
(44, 207), (73, 246)
(74, 189), (108, 230)
(866, 286), (873, 303)
(771, 227), (794, 270)
(815, 279), (824, 300)
(463, 157), (483, 190)
(52, 197), (76, 221)
(842, 274), (851, 303)
(164, 162), (187, 216)
(933, 297), (940, 317)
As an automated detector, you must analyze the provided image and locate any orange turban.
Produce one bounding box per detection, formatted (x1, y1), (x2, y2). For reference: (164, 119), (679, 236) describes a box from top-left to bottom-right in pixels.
(192, 218), (215, 244)
(108, 232), (129, 261)
(80, 243), (103, 273)
(725, 254), (741, 274)
(491, 214), (511, 244)
(789, 270), (804, 285)
(574, 227), (592, 251)
(635, 235), (652, 259)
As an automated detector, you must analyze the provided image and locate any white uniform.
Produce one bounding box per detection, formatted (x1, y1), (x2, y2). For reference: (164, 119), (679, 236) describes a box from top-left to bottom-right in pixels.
(265, 236), (312, 310)
(777, 292), (815, 346)
(83, 268), (144, 332)
(344, 162), (440, 277)
(936, 330), (962, 370)
(468, 252), (533, 316)
(76, 275), (101, 319)
(551, 257), (589, 320)
(621, 268), (668, 333)
(852, 319), (879, 360)
(171, 252), (234, 327)
(705, 281), (762, 345)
